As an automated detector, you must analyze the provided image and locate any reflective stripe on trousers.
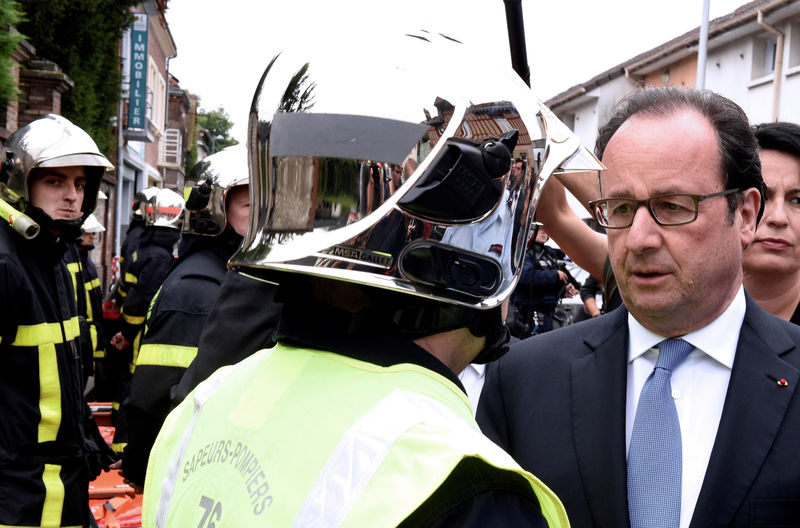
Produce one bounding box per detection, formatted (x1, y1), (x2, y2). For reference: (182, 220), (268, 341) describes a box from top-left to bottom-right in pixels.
(10, 316), (80, 527)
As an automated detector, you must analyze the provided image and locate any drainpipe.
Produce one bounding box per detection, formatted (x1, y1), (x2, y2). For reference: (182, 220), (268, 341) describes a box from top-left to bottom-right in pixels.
(162, 54), (175, 187)
(115, 91), (125, 258)
(757, 10), (784, 121)
(696, 0), (710, 89)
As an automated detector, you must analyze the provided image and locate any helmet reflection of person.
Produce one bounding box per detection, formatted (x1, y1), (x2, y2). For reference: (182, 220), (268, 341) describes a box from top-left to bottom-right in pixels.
(0, 113), (117, 527)
(143, 29), (600, 527)
(122, 148), (251, 490)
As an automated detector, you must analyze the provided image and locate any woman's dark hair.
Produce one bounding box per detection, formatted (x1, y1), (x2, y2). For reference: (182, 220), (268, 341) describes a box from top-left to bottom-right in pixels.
(753, 121), (800, 157)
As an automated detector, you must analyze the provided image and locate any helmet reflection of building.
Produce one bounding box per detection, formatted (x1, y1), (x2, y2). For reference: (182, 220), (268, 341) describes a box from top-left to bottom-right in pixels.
(122, 147), (253, 489)
(142, 29), (601, 527)
(0, 113), (117, 527)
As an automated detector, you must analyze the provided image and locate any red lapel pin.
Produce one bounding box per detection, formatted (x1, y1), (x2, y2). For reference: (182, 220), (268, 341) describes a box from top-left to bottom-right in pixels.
(777, 378), (789, 387)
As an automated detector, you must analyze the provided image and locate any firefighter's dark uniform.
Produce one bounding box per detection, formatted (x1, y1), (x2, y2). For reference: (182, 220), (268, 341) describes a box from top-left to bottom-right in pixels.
(118, 220), (145, 278)
(122, 230), (241, 486)
(64, 243), (104, 389)
(110, 226), (179, 451)
(171, 267), (282, 406)
(0, 221), (115, 527)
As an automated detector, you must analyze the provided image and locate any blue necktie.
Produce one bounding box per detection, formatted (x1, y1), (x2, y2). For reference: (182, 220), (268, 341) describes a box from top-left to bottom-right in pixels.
(628, 338), (694, 528)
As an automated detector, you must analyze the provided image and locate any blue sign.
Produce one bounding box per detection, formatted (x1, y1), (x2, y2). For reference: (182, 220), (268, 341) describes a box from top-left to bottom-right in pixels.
(128, 13), (148, 129)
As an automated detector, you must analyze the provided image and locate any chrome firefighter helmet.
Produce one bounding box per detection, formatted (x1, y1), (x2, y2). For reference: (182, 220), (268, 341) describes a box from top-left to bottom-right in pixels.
(0, 113), (113, 217)
(230, 30), (603, 309)
(183, 146), (248, 236)
(145, 188), (186, 230)
(132, 186), (160, 222)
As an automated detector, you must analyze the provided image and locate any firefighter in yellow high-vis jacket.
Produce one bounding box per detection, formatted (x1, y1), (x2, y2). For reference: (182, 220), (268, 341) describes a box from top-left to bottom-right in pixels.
(142, 30), (603, 527)
(0, 113), (118, 527)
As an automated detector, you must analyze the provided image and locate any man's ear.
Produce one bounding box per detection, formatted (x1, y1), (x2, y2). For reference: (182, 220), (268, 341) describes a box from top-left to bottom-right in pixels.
(739, 187), (761, 248)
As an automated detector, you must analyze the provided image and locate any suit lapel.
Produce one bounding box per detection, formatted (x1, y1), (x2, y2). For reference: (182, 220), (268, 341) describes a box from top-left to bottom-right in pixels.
(570, 307), (631, 527)
(690, 295), (800, 527)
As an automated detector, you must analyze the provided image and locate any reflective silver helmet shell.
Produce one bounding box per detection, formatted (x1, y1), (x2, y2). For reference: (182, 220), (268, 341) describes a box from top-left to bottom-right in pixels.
(145, 187), (186, 230)
(183, 146), (248, 236)
(1, 113), (113, 216)
(132, 186), (160, 222)
(230, 30), (603, 309)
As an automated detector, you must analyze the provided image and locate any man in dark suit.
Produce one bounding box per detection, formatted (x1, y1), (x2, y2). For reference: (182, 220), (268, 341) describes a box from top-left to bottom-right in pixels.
(478, 87), (800, 528)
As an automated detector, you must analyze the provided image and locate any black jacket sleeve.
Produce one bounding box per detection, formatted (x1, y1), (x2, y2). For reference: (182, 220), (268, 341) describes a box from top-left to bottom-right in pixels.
(119, 249), (173, 342)
(172, 270), (281, 406)
(398, 457), (548, 527)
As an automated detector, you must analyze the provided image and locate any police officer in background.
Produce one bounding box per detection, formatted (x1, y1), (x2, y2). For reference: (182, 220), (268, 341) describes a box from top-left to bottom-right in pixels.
(122, 147), (250, 489)
(143, 30), (602, 527)
(510, 225), (578, 337)
(0, 114), (118, 527)
(109, 187), (184, 452)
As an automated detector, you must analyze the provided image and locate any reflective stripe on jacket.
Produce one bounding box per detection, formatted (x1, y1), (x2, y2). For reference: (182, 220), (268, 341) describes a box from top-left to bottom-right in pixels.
(142, 344), (568, 527)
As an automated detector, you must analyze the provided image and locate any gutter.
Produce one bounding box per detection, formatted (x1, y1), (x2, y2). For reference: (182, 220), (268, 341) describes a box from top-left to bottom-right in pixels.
(757, 9), (784, 120)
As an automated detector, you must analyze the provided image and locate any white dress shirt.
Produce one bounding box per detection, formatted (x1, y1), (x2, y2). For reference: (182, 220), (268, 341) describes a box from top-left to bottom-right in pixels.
(458, 363), (487, 415)
(626, 286), (745, 528)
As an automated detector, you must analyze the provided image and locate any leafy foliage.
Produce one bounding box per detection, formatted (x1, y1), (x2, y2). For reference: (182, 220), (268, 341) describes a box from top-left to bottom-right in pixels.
(0, 0), (24, 108)
(184, 120), (197, 175)
(17, 0), (139, 153)
(278, 62), (316, 114)
(198, 106), (238, 153)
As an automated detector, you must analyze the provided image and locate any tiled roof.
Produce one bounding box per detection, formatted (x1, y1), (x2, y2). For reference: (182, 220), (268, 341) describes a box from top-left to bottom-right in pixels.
(545, 0), (793, 108)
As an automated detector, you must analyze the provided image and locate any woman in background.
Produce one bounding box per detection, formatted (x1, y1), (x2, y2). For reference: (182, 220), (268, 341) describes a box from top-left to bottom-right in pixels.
(743, 122), (800, 323)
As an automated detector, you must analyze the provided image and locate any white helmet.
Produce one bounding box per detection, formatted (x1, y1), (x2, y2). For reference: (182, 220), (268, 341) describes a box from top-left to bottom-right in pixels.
(82, 213), (105, 233)
(230, 30), (602, 310)
(145, 188), (186, 230)
(1, 114), (113, 218)
(183, 146), (248, 236)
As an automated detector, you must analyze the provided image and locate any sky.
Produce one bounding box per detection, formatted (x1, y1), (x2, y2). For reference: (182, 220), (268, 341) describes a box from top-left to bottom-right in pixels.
(165, 0), (751, 145)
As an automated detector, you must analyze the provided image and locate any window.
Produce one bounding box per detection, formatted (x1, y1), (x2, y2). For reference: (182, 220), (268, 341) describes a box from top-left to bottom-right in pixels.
(120, 29), (131, 97)
(147, 57), (166, 132)
(162, 128), (182, 166)
(752, 34), (779, 79)
(789, 19), (800, 68)
(766, 34), (778, 74)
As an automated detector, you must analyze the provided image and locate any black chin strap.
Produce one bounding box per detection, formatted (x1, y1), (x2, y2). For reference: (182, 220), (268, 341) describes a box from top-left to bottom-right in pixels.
(25, 206), (84, 240)
(390, 301), (511, 364)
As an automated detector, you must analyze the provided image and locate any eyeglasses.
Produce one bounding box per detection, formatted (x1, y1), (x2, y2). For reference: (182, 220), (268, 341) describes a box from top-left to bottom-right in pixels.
(589, 188), (742, 229)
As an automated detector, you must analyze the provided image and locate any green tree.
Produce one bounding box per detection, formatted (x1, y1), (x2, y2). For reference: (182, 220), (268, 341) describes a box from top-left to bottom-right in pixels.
(17, 0), (138, 154)
(0, 0), (24, 109)
(198, 106), (238, 153)
(278, 62), (316, 114)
